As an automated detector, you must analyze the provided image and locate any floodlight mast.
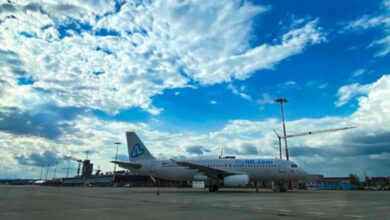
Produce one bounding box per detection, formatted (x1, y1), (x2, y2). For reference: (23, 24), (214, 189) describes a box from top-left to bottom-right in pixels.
(274, 98), (289, 160)
(65, 156), (71, 178)
(53, 162), (59, 179)
(39, 165), (44, 180)
(113, 142), (122, 173)
(85, 151), (90, 160)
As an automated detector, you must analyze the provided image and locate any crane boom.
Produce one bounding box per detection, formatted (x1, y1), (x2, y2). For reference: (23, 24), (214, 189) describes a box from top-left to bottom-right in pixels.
(64, 155), (83, 176)
(274, 126), (355, 160)
(282, 126), (355, 139)
(65, 155), (82, 162)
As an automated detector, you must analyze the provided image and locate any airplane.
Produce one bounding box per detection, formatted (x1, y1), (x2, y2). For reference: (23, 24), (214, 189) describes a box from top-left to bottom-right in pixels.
(34, 180), (46, 184)
(112, 131), (308, 192)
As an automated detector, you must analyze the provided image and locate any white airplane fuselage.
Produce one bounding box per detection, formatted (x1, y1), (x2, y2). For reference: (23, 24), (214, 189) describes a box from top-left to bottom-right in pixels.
(130, 158), (307, 182)
(115, 131), (308, 191)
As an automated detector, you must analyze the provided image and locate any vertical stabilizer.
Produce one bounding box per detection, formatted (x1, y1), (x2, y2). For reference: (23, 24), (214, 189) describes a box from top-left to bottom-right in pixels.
(126, 132), (155, 161)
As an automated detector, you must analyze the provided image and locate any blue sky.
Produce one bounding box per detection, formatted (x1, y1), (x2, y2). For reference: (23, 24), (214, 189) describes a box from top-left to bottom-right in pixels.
(0, 0), (390, 179)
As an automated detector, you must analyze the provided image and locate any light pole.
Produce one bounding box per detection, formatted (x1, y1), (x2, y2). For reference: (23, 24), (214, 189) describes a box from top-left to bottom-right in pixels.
(53, 162), (59, 179)
(85, 151), (90, 160)
(113, 142), (121, 174)
(45, 164), (50, 181)
(113, 142), (121, 184)
(274, 98), (289, 161)
(39, 165), (44, 180)
(66, 157), (71, 178)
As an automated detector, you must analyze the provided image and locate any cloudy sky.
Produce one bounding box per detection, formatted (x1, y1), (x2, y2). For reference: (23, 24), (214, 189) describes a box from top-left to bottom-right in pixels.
(1, 0), (389, 179)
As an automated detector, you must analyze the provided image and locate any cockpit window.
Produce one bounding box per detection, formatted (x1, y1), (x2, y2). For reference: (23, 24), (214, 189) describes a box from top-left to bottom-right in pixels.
(291, 164), (298, 168)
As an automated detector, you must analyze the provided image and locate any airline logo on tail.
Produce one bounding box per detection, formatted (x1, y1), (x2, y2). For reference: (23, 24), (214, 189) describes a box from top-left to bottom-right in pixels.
(130, 144), (145, 158)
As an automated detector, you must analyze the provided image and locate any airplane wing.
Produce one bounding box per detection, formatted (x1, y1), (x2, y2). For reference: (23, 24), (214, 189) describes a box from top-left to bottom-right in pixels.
(111, 161), (142, 169)
(172, 160), (243, 177)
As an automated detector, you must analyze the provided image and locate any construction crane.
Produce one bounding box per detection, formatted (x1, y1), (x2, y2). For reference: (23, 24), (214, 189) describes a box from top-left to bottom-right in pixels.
(283, 126), (355, 139)
(64, 156), (83, 176)
(274, 126), (355, 160)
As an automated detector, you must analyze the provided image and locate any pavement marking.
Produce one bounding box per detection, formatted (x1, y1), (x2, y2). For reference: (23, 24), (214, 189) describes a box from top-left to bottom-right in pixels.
(0, 207), (118, 215)
(252, 207), (264, 210)
(67, 207), (119, 212)
(274, 209), (291, 212)
(305, 212), (323, 215)
(343, 215), (364, 218)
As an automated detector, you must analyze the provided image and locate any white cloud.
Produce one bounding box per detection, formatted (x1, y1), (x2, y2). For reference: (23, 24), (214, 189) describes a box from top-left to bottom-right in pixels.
(352, 68), (366, 77)
(385, 0), (390, 10)
(209, 100), (217, 105)
(284, 81), (297, 86)
(305, 80), (316, 87)
(256, 93), (274, 110)
(191, 19), (325, 84)
(346, 1), (390, 57)
(0, 1), (325, 115)
(306, 81), (327, 90)
(278, 81), (300, 90)
(370, 35), (390, 57)
(227, 83), (252, 101)
(2, 1), (390, 178)
(318, 83), (327, 89)
(1, 75), (390, 178)
(335, 83), (372, 107)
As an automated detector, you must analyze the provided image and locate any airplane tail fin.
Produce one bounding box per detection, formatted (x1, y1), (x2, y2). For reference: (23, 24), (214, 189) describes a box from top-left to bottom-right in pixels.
(126, 131), (155, 161)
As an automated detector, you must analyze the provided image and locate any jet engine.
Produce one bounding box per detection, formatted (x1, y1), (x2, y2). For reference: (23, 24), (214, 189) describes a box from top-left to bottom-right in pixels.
(223, 174), (249, 187)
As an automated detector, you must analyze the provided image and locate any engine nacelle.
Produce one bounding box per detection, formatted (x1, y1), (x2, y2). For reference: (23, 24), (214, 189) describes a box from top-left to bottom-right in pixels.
(223, 175), (249, 187)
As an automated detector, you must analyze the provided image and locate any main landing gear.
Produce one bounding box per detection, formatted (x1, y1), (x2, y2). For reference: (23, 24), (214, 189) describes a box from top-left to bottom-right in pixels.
(208, 185), (219, 192)
(275, 181), (287, 192)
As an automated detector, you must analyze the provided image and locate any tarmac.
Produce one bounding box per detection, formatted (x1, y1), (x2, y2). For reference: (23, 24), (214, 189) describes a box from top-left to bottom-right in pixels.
(0, 186), (389, 220)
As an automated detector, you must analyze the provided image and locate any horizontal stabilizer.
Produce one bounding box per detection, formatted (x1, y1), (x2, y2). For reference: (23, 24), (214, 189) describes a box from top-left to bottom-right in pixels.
(111, 161), (142, 169)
